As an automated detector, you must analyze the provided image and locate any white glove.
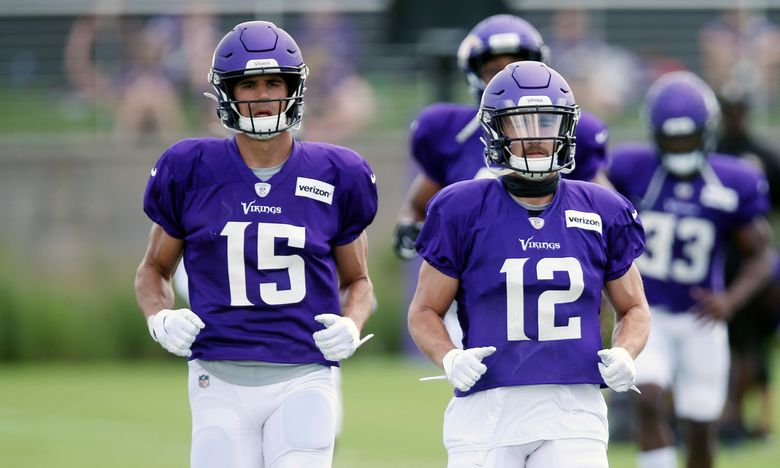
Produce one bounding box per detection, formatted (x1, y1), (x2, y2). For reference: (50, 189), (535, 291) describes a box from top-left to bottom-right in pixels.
(313, 314), (373, 361)
(442, 346), (497, 392)
(147, 308), (205, 357)
(597, 347), (636, 392)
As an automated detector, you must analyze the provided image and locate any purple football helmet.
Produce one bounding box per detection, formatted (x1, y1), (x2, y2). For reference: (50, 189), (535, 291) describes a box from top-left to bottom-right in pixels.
(457, 14), (549, 100)
(480, 61), (579, 180)
(645, 71), (720, 177)
(208, 21), (308, 139)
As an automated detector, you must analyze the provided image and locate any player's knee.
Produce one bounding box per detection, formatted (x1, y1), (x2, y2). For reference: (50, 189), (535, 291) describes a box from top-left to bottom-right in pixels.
(191, 423), (238, 468)
(281, 389), (335, 450)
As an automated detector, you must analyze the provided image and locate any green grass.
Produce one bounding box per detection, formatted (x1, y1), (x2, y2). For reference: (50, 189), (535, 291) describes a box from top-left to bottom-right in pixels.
(0, 356), (778, 467)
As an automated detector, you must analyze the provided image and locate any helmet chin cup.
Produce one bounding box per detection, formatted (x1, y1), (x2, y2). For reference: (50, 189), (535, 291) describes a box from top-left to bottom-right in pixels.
(237, 114), (288, 140)
(662, 151), (704, 177)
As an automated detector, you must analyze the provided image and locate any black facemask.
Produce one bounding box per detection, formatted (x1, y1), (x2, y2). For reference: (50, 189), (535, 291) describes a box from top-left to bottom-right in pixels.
(501, 173), (560, 198)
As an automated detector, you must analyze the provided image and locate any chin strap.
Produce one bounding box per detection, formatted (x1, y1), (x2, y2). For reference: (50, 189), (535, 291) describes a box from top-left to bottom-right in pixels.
(501, 174), (560, 198)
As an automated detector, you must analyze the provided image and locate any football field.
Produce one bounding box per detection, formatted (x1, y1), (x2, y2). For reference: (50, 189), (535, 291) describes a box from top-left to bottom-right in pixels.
(0, 356), (777, 467)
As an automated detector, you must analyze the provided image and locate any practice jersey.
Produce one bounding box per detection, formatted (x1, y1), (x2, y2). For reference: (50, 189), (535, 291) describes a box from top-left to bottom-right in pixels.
(412, 104), (606, 186)
(144, 137), (378, 365)
(416, 178), (644, 396)
(609, 143), (769, 313)
(411, 103), (488, 186)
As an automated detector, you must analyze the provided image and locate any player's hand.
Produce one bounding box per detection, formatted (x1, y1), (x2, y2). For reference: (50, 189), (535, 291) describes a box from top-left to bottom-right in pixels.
(597, 347), (636, 392)
(313, 314), (373, 361)
(442, 346), (496, 392)
(147, 308), (205, 357)
(690, 287), (733, 323)
(392, 221), (423, 260)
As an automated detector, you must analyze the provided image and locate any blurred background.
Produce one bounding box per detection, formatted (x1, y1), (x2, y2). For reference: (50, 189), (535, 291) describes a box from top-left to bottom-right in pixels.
(0, 0), (779, 466)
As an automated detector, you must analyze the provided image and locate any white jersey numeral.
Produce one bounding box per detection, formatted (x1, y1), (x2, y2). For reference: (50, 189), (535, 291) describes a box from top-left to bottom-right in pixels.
(501, 257), (584, 342)
(220, 221), (307, 306)
(637, 211), (715, 284)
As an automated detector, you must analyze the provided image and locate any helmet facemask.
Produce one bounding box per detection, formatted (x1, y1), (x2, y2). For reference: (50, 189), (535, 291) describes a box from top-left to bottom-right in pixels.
(482, 104), (579, 180)
(210, 65), (308, 140)
(655, 122), (708, 178)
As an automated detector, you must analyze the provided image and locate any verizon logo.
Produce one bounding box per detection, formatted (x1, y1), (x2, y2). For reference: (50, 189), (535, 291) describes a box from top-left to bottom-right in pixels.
(295, 177), (334, 205)
(565, 210), (602, 234)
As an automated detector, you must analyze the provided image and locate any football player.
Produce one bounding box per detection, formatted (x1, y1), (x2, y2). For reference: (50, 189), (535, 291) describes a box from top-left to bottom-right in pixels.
(608, 71), (775, 468)
(134, 21), (378, 468)
(408, 61), (650, 467)
(393, 15), (613, 349)
(393, 15), (549, 261)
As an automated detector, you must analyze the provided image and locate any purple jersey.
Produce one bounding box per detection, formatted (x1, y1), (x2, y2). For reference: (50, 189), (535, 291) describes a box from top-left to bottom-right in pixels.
(411, 103), (490, 186)
(609, 143), (769, 313)
(416, 178), (644, 396)
(143, 137), (378, 365)
(566, 110), (608, 182)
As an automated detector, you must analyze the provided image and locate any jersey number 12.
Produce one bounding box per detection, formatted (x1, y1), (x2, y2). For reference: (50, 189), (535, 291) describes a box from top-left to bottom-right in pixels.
(501, 257), (584, 341)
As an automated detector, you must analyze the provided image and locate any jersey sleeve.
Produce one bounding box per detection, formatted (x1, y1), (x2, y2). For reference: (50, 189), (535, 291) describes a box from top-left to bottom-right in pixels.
(415, 189), (465, 278)
(566, 111), (608, 182)
(410, 107), (447, 185)
(333, 157), (378, 245)
(143, 149), (185, 239)
(731, 165), (770, 227)
(604, 195), (645, 281)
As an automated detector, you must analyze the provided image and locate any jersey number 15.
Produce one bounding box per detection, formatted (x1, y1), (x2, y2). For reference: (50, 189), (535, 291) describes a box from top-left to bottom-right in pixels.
(221, 221), (306, 306)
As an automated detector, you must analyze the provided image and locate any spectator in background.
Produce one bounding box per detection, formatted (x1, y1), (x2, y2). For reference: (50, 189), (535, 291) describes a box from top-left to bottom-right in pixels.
(716, 82), (780, 445)
(545, 8), (642, 119)
(700, 9), (780, 109)
(113, 17), (186, 143)
(63, 14), (129, 120)
(64, 14), (187, 144)
(179, 7), (222, 134)
(291, 11), (377, 143)
(716, 83), (780, 202)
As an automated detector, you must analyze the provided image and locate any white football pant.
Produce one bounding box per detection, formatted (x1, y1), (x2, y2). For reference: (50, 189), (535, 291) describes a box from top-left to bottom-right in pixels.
(188, 361), (336, 468)
(448, 439), (608, 468)
(633, 308), (729, 421)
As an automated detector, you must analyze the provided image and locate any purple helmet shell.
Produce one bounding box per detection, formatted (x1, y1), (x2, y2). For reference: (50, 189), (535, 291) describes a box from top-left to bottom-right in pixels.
(480, 61), (579, 179)
(646, 71), (719, 137)
(457, 15), (548, 100)
(208, 21), (308, 137)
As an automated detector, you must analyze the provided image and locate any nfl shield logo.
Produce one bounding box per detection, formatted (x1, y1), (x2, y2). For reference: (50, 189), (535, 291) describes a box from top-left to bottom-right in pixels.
(255, 182), (271, 197)
(198, 374), (210, 388)
(529, 217), (545, 230)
